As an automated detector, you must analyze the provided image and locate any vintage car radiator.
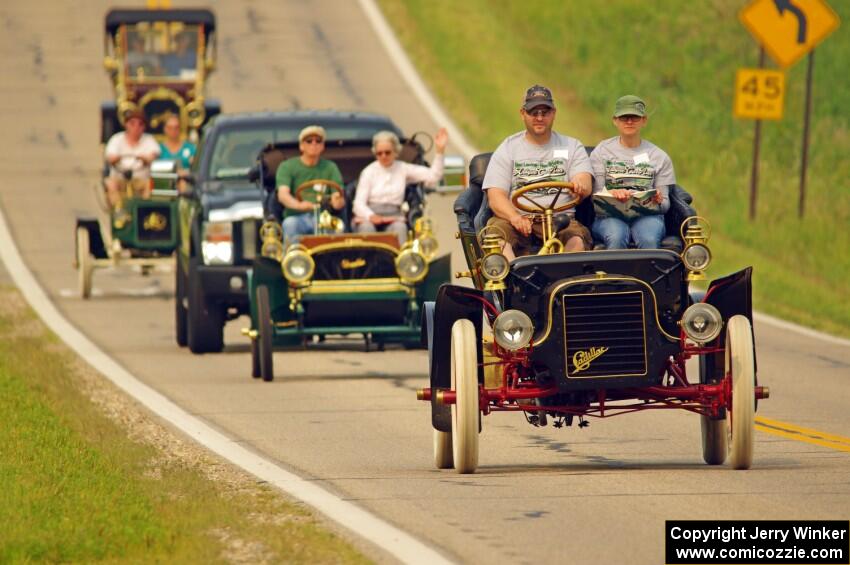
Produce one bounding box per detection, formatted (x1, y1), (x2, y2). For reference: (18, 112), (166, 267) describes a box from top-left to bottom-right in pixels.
(312, 247), (397, 281)
(562, 290), (648, 378)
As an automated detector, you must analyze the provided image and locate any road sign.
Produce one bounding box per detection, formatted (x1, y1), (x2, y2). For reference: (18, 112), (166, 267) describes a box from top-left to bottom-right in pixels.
(740, 0), (840, 68)
(734, 68), (786, 120)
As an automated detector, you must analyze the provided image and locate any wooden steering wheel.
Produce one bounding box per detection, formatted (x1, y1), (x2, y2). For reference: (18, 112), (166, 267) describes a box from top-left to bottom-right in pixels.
(294, 179), (343, 201)
(511, 180), (579, 214)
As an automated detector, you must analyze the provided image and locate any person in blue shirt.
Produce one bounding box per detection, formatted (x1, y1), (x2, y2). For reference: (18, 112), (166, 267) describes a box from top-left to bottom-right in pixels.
(158, 114), (196, 170)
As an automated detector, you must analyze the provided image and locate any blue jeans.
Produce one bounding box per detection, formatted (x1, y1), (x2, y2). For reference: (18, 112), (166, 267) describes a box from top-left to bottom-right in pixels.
(282, 213), (316, 245)
(592, 214), (665, 249)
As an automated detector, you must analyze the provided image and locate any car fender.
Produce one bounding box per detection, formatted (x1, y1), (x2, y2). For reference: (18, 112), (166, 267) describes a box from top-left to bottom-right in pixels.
(430, 284), (484, 433)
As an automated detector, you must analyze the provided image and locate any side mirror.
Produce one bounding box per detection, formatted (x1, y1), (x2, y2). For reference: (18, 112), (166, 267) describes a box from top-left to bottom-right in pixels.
(437, 154), (467, 194)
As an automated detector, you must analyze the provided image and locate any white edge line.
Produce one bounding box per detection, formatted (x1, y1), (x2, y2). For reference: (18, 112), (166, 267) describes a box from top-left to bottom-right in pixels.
(753, 311), (850, 347)
(360, 0), (850, 347)
(358, 0), (478, 162)
(0, 206), (454, 565)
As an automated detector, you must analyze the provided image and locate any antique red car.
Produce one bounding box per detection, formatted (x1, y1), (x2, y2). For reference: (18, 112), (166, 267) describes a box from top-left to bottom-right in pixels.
(417, 152), (769, 473)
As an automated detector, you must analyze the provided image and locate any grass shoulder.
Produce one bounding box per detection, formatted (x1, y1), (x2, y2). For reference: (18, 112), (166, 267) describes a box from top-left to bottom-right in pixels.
(0, 287), (370, 564)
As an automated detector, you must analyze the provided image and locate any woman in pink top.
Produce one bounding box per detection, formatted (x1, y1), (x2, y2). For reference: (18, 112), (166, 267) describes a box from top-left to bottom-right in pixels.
(353, 128), (448, 242)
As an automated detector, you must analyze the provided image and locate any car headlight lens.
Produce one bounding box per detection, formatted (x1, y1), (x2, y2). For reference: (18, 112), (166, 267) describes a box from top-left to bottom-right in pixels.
(396, 249), (428, 284)
(493, 309), (534, 351)
(682, 243), (711, 271)
(681, 303), (723, 344)
(282, 249), (314, 284)
(481, 253), (509, 282)
(413, 234), (439, 260)
(202, 222), (233, 265)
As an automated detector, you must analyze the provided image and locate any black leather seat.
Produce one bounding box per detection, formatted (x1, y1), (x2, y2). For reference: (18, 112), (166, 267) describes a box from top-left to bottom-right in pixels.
(453, 151), (696, 252)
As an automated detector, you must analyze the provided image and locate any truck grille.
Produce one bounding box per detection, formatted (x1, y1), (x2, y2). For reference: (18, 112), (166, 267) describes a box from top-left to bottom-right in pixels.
(562, 290), (647, 378)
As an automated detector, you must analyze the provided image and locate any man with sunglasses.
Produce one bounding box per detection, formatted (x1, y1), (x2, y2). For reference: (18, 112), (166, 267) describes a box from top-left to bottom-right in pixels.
(483, 85), (593, 258)
(590, 95), (675, 249)
(275, 125), (345, 244)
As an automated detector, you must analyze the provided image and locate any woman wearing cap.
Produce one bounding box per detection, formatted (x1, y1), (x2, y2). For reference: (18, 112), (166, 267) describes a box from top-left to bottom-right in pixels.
(352, 128), (448, 243)
(590, 95), (676, 249)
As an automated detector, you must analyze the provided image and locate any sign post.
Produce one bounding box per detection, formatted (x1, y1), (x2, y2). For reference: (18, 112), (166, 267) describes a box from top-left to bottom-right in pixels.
(738, 0), (840, 218)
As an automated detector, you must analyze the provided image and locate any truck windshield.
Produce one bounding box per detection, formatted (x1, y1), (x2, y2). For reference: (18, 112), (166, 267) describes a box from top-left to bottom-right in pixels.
(206, 122), (398, 181)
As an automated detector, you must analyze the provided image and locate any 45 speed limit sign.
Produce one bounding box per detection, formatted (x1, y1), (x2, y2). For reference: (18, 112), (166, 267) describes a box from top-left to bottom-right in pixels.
(734, 68), (786, 120)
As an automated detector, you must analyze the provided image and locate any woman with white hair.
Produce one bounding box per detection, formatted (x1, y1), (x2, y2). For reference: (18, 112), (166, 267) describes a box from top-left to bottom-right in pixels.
(353, 128), (448, 242)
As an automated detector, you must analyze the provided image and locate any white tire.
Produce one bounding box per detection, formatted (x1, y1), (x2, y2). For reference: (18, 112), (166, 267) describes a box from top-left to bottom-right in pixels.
(76, 227), (93, 299)
(451, 319), (479, 474)
(433, 429), (453, 469)
(726, 315), (755, 470)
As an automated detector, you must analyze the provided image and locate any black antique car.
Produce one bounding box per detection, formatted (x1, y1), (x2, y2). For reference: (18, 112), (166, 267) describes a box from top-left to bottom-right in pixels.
(101, 8), (220, 142)
(244, 129), (458, 381)
(417, 152), (769, 473)
(175, 110), (448, 353)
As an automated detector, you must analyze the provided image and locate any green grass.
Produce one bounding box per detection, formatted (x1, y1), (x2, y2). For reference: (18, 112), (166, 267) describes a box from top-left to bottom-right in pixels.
(0, 288), (370, 564)
(378, 0), (850, 337)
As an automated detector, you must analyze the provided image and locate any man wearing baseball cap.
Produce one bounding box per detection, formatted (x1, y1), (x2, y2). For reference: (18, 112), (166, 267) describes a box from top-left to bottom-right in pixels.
(483, 84), (594, 258)
(275, 125), (345, 243)
(103, 110), (161, 225)
(589, 95), (676, 249)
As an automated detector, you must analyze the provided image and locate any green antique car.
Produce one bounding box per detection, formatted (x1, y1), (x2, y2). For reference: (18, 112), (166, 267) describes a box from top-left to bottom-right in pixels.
(244, 141), (457, 381)
(74, 161), (180, 298)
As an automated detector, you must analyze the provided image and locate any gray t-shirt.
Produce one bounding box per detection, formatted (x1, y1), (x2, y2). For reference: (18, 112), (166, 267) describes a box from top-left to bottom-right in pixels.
(483, 131), (592, 217)
(590, 137), (676, 213)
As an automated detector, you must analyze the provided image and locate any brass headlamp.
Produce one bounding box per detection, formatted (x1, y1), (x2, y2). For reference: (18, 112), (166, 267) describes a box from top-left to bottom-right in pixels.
(479, 230), (509, 291)
(680, 216), (712, 281)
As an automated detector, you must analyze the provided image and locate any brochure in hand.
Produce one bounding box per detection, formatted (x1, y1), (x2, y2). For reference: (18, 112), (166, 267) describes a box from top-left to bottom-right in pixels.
(592, 189), (659, 221)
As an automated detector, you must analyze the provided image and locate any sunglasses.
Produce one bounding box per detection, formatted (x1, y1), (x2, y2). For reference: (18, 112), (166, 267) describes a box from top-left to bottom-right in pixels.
(302, 137), (324, 144)
(525, 108), (553, 118)
(375, 150), (394, 157)
(616, 115), (644, 123)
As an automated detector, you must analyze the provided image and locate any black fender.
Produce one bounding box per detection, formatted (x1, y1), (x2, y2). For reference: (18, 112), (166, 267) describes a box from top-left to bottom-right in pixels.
(75, 217), (108, 259)
(702, 267), (758, 408)
(429, 284), (484, 432)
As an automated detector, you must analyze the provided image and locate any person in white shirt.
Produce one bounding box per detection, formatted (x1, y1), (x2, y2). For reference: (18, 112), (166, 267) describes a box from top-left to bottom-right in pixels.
(353, 128), (448, 243)
(103, 110), (161, 211)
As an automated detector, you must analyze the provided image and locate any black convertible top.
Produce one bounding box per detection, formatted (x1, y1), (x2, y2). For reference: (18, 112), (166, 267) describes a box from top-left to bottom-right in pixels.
(105, 9), (216, 35)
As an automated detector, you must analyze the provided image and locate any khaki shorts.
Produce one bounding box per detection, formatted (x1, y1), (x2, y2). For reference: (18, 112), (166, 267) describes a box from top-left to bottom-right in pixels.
(487, 215), (592, 256)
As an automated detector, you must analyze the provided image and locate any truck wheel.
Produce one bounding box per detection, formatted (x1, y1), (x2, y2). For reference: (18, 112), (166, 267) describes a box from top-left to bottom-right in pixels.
(175, 252), (188, 347)
(187, 257), (224, 353)
(256, 285), (274, 381)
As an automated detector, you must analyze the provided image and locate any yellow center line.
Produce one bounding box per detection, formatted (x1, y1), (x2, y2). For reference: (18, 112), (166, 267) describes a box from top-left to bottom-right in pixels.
(755, 416), (850, 453)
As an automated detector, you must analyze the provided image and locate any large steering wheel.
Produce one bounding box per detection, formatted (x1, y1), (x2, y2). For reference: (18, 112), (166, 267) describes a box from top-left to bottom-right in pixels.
(294, 179), (343, 201)
(511, 180), (579, 214)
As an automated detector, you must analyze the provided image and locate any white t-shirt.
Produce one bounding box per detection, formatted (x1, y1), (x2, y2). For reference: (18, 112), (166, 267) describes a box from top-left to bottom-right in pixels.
(104, 132), (161, 178)
(482, 131), (592, 217)
(353, 157), (444, 220)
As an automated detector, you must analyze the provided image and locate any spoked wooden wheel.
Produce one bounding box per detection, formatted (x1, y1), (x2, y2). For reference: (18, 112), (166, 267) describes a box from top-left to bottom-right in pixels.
(726, 315), (755, 470)
(451, 319), (479, 473)
(256, 285), (275, 382)
(699, 355), (727, 465)
(76, 227), (93, 299)
(433, 429), (453, 469)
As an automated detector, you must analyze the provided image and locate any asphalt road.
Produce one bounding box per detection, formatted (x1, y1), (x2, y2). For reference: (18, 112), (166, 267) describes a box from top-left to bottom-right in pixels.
(1, 1), (848, 563)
